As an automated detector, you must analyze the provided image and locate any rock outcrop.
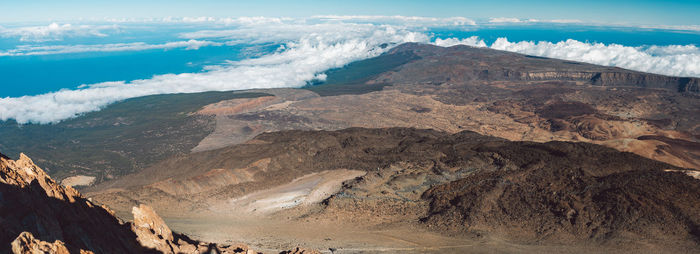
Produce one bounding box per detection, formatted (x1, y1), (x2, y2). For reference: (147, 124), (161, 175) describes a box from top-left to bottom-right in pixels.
(132, 204), (175, 251)
(11, 232), (76, 254)
(279, 247), (322, 254)
(0, 152), (258, 253)
(131, 204), (253, 254)
(0, 153), (148, 253)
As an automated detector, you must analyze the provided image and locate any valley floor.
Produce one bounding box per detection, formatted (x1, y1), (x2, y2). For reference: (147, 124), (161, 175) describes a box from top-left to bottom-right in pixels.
(159, 214), (687, 254)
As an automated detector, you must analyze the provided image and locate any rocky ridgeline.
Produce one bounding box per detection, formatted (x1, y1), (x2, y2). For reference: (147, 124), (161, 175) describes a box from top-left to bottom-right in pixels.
(386, 43), (700, 93)
(0, 152), (314, 254)
(521, 71), (699, 92)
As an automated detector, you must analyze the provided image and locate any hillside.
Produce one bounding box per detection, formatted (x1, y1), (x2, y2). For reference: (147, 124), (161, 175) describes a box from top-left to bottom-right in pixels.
(88, 127), (700, 252)
(0, 92), (269, 184)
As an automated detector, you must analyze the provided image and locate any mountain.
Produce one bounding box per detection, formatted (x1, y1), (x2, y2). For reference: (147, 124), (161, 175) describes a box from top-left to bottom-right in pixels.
(1, 43), (698, 188)
(188, 43), (700, 171)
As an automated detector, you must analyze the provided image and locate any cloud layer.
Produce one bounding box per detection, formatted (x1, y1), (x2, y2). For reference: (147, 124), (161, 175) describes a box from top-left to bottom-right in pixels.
(491, 38), (700, 77)
(1, 17), (698, 124)
(0, 39), (221, 56)
(0, 24), (427, 124)
(312, 15), (477, 26)
(0, 22), (120, 42)
(434, 36), (487, 48)
(435, 36), (700, 78)
(488, 17), (582, 24)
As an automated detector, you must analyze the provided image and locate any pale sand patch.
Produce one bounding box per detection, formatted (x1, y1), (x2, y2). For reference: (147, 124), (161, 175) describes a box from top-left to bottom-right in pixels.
(197, 96), (277, 115)
(216, 169), (365, 214)
(62, 175), (96, 187)
(263, 100), (297, 111)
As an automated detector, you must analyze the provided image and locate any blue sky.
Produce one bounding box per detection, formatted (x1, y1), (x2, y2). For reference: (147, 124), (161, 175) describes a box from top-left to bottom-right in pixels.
(1, 0), (698, 25)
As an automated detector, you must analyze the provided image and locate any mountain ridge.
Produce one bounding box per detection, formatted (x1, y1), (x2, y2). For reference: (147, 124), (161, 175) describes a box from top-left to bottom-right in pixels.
(390, 43), (700, 92)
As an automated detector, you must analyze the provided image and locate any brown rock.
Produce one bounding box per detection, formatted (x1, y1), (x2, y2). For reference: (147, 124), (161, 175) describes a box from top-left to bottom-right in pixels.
(131, 204), (254, 254)
(1, 152), (258, 254)
(132, 204), (174, 242)
(11, 231), (76, 254)
(279, 247), (322, 254)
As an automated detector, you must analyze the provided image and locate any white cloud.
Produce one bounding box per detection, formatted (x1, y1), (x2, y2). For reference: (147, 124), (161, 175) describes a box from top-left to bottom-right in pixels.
(637, 24), (700, 32)
(0, 25), (427, 124)
(546, 19), (584, 24)
(101, 15), (477, 27)
(488, 17), (583, 24)
(99, 16), (300, 27)
(434, 36), (487, 47)
(180, 22), (429, 46)
(0, 40), (222, 56)
(194, 16), (292, 26)
(0, 22), (120, 42)
(489, 17), (524, 23)
(313, 15), (477, 26)
(436, 37), (700, 78)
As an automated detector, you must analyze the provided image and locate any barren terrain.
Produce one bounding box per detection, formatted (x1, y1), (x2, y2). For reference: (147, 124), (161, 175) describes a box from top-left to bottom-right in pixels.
(4, 43), (700, 253)
(90, 128), (700, 253)
(185, 44), (700, 171)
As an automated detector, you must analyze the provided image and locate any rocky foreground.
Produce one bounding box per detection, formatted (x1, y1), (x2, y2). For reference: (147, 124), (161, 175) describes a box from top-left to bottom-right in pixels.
(0, 152), (319, 254)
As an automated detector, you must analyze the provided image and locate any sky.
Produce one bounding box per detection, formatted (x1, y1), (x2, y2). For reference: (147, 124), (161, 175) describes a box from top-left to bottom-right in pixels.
(1, 0), (699, 26)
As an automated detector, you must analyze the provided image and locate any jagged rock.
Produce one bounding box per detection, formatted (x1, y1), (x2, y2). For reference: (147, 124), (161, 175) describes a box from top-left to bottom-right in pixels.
(0, 153), (82, 202)
(0, 152), (259, 254)
(11, 232), (74, 254)
(132, 204), (174, 249)
(131, 204), (255, 254)
(0, 153), (146, 253)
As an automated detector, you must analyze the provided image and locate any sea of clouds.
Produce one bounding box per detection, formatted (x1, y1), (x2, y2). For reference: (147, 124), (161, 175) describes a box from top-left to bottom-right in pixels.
(0, 40), (221, 56)
(0, 22), (120, 42)
(0, 16), (698, 124)
(434, 36), (700, 78)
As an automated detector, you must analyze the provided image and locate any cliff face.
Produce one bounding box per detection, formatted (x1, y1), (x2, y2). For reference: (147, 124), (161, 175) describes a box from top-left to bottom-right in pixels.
(386, 43), (700, 93)
(518, 71), (699, 92)
(0, 153), (257, 254)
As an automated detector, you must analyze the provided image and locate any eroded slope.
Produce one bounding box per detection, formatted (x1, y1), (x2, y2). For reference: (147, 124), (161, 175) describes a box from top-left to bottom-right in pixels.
(89, 128), (700, 251)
